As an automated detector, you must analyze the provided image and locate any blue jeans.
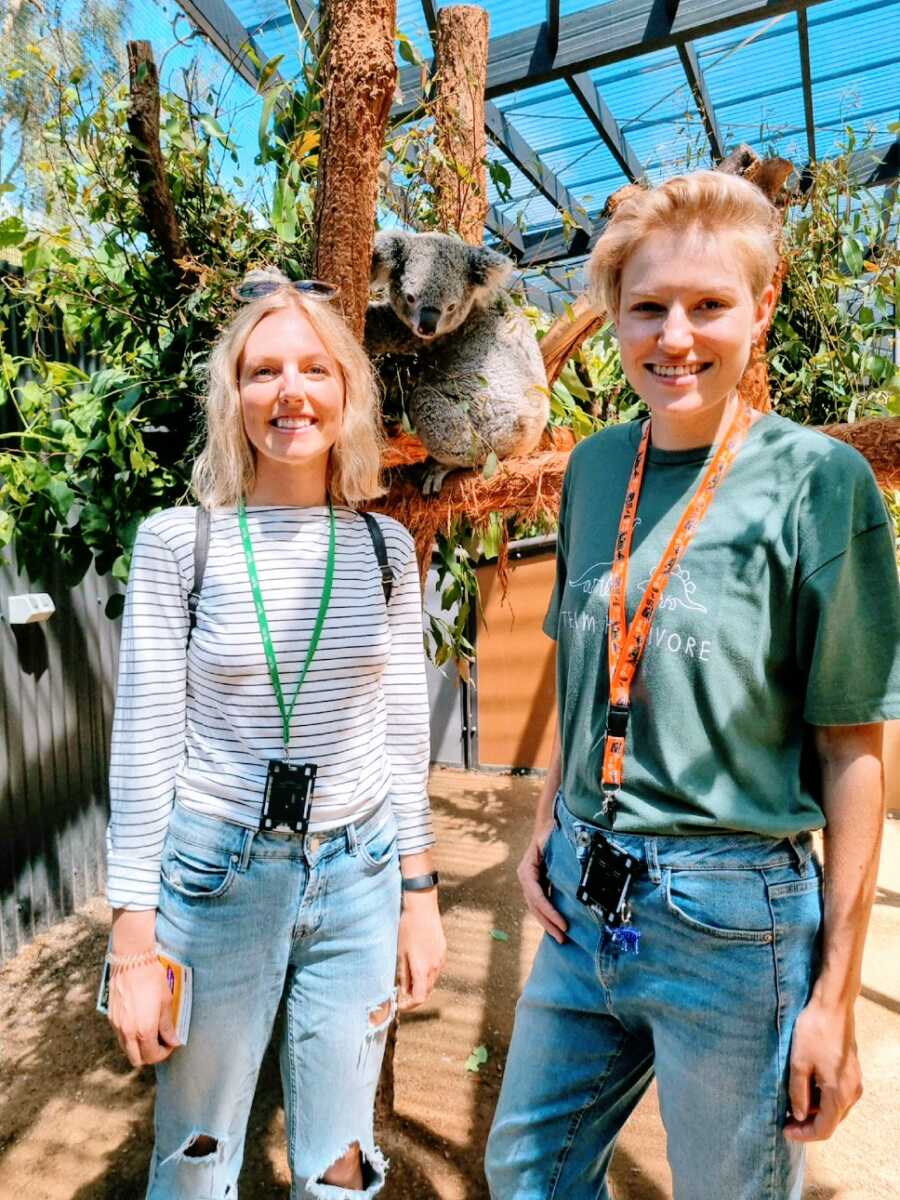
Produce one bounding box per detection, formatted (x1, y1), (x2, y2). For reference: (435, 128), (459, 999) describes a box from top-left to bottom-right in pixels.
(147, 800), (401, 1200)
(485, 795), (823, 1200)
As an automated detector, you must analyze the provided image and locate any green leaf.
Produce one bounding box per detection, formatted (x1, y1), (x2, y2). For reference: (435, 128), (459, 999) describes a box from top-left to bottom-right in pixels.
(198, 114), (236, 152)
(0, 216), (28, 248)
(116, 384), (143, 415)
(490, 929), (509, 942)
(465, 1044), (489, 1073)
(481, 451), (499, 480)
(397, 33), (422, 66)
(46, 479), (75, 519)
(257, 54), (285, 92)
(0, 509), (14, 547)
(111, 553), (130, 582)
(841, 236), (864, 278)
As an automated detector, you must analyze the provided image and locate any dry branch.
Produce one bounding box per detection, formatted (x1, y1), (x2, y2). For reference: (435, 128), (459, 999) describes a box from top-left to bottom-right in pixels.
(432, 6), (490, 243)
(373, 418), (899, 583)
(126, 41), (189, 280)
(313, 0), (397, 339)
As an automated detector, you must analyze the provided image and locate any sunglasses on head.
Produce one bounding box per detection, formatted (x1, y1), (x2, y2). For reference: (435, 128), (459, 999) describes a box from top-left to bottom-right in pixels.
(232, 279), (340, 303)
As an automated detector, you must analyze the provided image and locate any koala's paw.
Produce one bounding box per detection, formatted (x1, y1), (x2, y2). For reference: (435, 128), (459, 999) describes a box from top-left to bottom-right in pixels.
(418, 462), (461, 496)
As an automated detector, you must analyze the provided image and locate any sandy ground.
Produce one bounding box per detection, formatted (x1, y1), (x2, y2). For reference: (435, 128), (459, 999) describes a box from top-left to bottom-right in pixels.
(1, 768), (897, 1199)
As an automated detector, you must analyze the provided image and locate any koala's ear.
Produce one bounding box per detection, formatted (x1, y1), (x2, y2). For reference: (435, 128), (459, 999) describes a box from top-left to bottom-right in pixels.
(468, 245), (514, 291)
(371, 231), (407, 285)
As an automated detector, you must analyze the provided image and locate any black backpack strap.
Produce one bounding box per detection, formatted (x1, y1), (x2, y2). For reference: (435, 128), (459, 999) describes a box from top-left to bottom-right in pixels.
(187, 506), (210, 641)
(361, 511), (393, 605)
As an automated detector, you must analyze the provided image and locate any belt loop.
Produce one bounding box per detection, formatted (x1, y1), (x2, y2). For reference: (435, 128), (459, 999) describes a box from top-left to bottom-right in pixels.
(239, 829), (254, 872)
(646, 838), (660, 884)
(345, 819), (359, 855)
(787, 835), (808, 874)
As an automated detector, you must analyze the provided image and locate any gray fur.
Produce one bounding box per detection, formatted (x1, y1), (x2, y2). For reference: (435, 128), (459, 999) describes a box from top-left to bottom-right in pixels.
(365, 231), (549, 469)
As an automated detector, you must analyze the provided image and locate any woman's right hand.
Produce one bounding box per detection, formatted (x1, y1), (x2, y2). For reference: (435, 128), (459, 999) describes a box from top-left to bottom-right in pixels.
(108, 959), (181, 1067)
(517, 822), (568, 945)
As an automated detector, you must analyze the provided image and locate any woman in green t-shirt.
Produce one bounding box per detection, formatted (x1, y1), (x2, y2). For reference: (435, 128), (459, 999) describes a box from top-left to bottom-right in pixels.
(486, 170), (900, 1200)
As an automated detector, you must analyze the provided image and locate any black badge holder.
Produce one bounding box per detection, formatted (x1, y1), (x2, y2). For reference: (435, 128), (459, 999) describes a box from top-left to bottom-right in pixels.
(576, 834), (637, 927)
(261, 760), (318, 834)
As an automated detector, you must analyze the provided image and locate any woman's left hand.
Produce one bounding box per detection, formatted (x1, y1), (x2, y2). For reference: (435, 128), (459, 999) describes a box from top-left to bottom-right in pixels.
(397, 890), (446, 1011)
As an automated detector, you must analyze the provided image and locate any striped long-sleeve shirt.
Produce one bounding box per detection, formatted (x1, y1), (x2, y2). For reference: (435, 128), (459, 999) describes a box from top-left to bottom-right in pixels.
(106, 504), (434, 910)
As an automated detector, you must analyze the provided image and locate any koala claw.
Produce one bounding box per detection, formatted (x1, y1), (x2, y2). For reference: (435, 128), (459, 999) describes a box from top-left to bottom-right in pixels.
(420, 463), (458, 496)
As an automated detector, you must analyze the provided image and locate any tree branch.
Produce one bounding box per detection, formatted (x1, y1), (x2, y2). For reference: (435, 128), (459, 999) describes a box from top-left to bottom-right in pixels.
(125, 40), (190, 282)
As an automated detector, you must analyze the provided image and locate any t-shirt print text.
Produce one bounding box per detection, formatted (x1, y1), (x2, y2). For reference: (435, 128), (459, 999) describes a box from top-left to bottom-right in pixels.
(562, 561), (713, 663)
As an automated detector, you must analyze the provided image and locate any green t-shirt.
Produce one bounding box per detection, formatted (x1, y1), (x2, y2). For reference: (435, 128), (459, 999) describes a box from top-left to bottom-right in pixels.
(544, 412), (900, 836)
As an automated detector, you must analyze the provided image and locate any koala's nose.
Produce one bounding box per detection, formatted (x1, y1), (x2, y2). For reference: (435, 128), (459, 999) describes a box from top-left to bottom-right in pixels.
(417, 307), (442, 336)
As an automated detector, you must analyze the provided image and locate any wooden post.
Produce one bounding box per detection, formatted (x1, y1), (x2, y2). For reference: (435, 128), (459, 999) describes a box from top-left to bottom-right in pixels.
(313, 0), (398, 340)
(126, 42), (189, 280)
(432, 5), (490, 242)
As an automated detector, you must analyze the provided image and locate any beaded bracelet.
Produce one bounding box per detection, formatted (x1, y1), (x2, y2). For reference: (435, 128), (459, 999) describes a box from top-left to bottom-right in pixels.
(106, 945), (159, 975)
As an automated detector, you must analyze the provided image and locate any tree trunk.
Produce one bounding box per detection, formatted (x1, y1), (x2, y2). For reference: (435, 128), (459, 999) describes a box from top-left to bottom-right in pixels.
(313, 0), (399, 1122)
(313, 0), (397, 340)
(432, 5), (489, 242)
(126, 42), (189, 279)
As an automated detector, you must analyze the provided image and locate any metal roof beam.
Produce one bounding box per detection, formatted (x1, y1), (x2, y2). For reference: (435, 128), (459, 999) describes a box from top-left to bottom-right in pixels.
(524, 140), (900, 267)
(393, 0), (832, 116)
(253, 3), (318, 37)
(484, 101), (592, 234)
(797, 8), (817, 164)
(566, 73), (646, 183)
(546, 1), (561, 60)
(487, 207), (526, 255)
(517, 281), (554, 313)
(419, 1), (438, 37)
(176, 0), (276, 92)
(677, 40), (725, 161)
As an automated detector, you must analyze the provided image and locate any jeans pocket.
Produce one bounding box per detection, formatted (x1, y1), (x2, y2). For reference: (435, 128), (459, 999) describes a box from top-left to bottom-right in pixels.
(161, 837), (238, 900)
(358, 821), (399, 870)
(665, 869), (774, 942)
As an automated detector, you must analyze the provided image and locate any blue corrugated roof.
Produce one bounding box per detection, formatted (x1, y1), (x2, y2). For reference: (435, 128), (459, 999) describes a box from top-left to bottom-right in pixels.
(37, 0), (896, 273)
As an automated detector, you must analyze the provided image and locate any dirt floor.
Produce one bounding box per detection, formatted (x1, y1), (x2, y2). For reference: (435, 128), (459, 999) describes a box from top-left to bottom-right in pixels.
(1, 768), (898, 1199)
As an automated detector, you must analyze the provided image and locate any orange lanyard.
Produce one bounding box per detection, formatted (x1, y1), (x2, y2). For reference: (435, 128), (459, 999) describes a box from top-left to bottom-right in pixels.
(601, 404), (753, 819)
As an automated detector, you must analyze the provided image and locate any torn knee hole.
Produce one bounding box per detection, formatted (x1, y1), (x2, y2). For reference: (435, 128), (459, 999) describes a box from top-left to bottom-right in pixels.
(313, 1142), (388, 1195)
(184, 1134), (218, 1159)
(368, 1000), (393, 1027)
(366, 990), (397, 1032)
(321, 1141), (362, 1181)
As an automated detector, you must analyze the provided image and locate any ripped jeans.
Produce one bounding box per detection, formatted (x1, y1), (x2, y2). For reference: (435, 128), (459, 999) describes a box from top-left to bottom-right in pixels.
(486, 793), (823, 1200)
(147, 799), (401, 1200)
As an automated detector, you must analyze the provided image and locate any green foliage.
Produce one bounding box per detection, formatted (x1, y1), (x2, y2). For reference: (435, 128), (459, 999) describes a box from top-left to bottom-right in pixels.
(1, 65), (318, 588)
(768, 134), (899, 424)
(0, 0), (124, 205)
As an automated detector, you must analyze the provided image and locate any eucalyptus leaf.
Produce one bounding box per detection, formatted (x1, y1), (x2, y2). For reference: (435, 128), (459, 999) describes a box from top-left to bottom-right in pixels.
(465, 1044), (489, 1073)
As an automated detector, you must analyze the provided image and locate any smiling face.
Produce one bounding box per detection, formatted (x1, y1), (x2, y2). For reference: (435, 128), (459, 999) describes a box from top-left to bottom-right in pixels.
(238, 304), (344, 489)
(615, 225), (774, 425)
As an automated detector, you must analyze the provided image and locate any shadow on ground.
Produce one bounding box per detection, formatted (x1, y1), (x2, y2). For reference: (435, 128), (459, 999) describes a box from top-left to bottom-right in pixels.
(1, 772), (881, 1199)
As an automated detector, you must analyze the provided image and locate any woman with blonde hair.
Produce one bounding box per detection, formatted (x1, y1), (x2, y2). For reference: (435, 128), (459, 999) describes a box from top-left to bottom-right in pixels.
(105, 269), (445, 1198)
(486, 171), (900, 1198)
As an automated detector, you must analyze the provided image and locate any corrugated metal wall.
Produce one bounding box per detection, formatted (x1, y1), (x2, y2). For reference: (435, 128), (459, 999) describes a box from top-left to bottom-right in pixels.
(1, 262), (121, 961)
(0, 560), (121, 961)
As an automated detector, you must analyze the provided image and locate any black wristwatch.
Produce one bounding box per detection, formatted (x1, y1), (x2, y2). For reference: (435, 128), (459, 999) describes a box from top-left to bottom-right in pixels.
(400, 871), (439, 892)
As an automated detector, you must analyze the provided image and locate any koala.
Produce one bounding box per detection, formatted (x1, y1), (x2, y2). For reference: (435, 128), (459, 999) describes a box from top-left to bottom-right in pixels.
(364, 231), (549, 489)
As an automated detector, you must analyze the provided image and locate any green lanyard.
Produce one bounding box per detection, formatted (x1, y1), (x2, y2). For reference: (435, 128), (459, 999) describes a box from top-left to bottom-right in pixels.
(237, 499), (336, 757)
